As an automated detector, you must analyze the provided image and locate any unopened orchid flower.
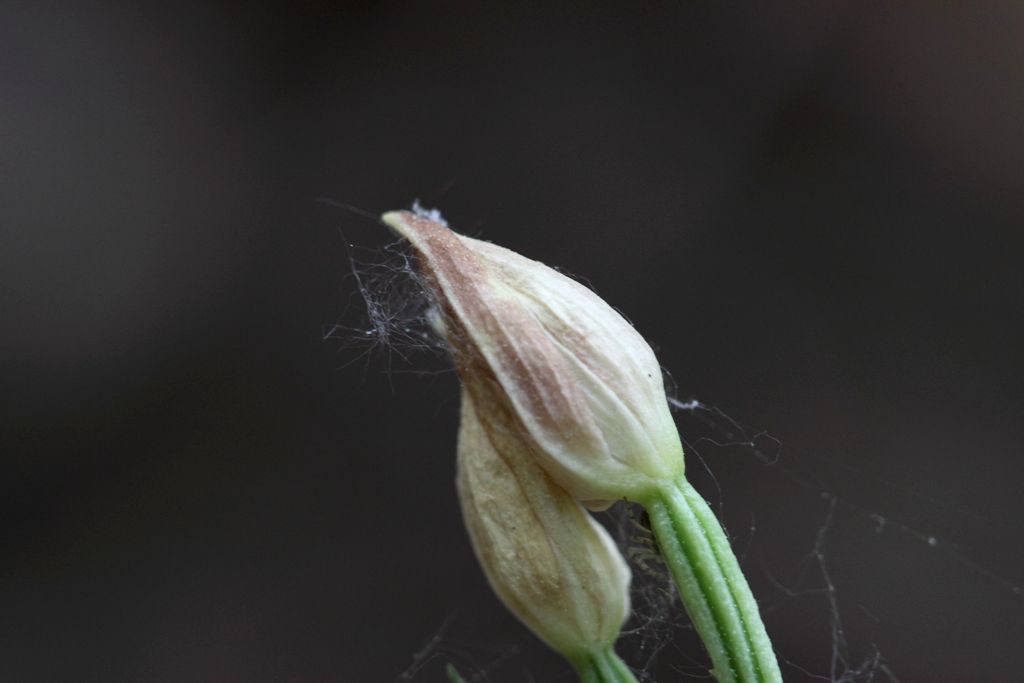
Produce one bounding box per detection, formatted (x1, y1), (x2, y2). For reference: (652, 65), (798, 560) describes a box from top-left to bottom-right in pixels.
(382, 210), (684, 508)
(456, 391), (636, 681)
(382, 209), (782, 683)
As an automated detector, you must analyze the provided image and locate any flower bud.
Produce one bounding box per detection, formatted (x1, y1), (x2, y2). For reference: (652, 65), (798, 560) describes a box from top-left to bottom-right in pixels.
(455, 391), (631, 659)
(382, 210), (685, 505)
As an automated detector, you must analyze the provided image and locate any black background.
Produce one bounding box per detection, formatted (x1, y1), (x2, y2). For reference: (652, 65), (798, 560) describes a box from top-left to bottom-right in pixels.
(4, 2), (1024, 682)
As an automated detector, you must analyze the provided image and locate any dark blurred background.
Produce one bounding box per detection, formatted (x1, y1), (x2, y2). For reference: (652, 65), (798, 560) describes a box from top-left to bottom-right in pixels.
(3, 2), (1024, 681)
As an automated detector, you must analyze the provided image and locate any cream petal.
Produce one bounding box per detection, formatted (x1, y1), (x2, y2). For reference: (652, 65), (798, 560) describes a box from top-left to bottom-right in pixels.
(383, 209), (684, 504)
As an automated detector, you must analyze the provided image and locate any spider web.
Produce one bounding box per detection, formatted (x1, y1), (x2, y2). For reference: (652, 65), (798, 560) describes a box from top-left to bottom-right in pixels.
(325, 204), (1023, 682)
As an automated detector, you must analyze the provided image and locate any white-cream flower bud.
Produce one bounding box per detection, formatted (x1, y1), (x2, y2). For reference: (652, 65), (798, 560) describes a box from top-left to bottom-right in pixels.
(382, 210), (685, 505)
(455, 391), (631, 660)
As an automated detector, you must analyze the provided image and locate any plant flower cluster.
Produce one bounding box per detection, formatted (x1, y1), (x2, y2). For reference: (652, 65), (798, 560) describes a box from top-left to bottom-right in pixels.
(382, 209), (781, 683)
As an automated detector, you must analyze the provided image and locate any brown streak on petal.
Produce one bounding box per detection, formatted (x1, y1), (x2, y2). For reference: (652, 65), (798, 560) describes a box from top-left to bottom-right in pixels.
(385, 211), (604, 456)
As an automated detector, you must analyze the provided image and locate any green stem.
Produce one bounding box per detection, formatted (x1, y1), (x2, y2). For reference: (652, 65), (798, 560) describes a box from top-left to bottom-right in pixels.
(446, 663), (467, 683)
(644, 478), (782, 683)
(574, 647), (640, 683)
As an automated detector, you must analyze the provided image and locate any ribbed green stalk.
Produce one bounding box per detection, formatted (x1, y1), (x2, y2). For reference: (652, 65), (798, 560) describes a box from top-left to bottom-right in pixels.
(574, 647), (640, 683)
(644, 478), (782, 683)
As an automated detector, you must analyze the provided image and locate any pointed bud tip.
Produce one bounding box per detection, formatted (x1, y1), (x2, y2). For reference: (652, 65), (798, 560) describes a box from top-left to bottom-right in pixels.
(380, 210), (417, 239)
(381, 209), (461, 254)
